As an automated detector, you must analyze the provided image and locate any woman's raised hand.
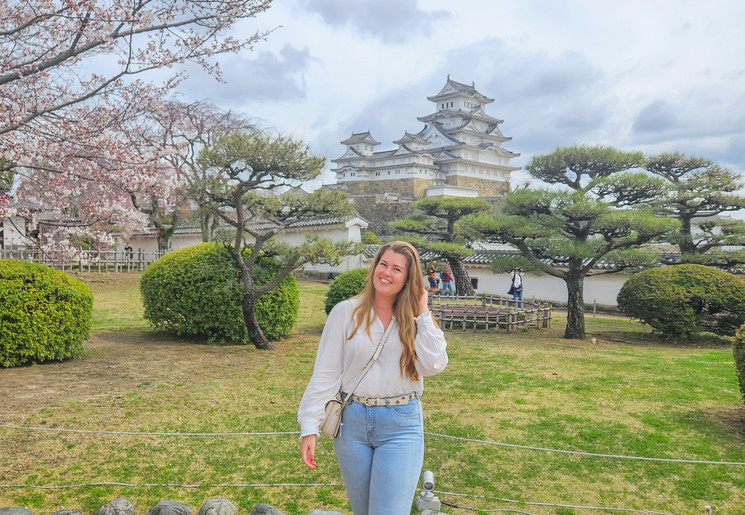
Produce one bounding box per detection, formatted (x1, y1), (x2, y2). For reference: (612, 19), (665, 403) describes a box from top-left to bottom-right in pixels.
(418, 288), (429, 316)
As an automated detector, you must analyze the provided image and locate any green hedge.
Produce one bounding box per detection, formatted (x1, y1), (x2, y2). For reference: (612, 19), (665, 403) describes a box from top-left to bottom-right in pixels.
(617, 264), (745, 338)
(734, 325), (745, 405)
(140, 243), (299, 344)
(0, 260), (93, 367)
(325, 268), (368, 314)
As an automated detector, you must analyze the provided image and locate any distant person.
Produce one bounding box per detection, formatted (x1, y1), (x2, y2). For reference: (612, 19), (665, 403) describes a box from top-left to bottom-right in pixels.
(124, 243), (133, 260)
(425, 262), (438, 294)
(440, 263), (454, 296)
(509, 268), (523, 308)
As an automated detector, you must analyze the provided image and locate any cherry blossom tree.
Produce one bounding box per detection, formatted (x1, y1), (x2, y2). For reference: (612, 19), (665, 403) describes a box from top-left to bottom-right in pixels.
(0, 0), (273, 244)
(153, 100), (256, 243)
(109, 99), (256, 249)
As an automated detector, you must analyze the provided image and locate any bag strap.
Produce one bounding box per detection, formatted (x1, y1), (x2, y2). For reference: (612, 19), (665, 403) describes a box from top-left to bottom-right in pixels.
(340, 317), (397, 408)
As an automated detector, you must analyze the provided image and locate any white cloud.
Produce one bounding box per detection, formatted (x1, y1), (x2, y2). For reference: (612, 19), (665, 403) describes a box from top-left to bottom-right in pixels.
(170, 0), (745, 175)
(299, 0), (451, 43)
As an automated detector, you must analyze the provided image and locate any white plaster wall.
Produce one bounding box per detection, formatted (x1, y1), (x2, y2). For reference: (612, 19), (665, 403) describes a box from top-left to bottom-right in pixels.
(120, 222), (363, 253)
(2, 216), (27, 245)
(466, 265), (627, 306)
(303, 254), (366, 274)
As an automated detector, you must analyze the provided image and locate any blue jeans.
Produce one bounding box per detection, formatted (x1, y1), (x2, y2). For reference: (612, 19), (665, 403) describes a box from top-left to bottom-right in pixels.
(334, 395), (424, 515)
(511, 289), (523, 308)
(441, 281), (454, 296)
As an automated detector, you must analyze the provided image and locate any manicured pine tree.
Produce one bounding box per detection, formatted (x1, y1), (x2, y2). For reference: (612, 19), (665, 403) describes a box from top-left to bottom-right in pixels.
(462, 145), (679, 339)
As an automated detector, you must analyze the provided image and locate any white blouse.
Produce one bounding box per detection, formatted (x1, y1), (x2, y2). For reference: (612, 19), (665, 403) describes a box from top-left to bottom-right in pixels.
(297, 298), (449, 437)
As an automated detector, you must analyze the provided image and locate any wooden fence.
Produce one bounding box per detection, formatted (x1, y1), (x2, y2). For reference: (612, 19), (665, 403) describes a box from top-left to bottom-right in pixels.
(0, 246), (166, 272)
(429, 294), (552, 332)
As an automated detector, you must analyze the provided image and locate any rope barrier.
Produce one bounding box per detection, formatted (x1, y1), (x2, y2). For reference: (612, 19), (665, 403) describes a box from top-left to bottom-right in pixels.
(0, 482), (343, 489)
(436, 491), (674, 515)
(425, 432), (745, 466)
(0, 425), (297, 437)
(3, 424), (743, 466)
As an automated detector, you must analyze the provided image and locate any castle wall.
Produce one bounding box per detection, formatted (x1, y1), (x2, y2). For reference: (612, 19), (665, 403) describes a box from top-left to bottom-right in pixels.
(343, 178), (434, 199)
(446, 175), (510, 197)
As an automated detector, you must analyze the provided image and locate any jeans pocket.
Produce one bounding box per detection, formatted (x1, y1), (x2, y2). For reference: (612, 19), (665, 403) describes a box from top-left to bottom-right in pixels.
(388, 400), (421, 419)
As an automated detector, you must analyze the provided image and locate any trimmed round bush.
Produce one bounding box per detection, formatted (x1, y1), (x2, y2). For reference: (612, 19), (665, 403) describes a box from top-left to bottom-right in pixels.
(361, 231), (382, 245)
(734, 324), (745, 405)
(325, 267), (368, 314)
(617, 264), (745, 338)
(0, 260), (93, 367)
(140, 243), (299, 344)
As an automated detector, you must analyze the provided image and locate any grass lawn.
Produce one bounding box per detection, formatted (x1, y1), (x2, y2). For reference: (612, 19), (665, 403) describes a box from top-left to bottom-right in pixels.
(1, 272), (744, 514)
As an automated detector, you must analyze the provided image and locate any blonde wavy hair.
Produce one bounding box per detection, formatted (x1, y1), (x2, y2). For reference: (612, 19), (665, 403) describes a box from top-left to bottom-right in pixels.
(348, 241), (426, 381)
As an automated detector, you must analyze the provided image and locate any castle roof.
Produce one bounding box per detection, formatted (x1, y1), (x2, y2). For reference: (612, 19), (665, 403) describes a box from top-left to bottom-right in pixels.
(341, 131), (380, 146)
(394, 131), (429, 146)
(427, 76), (494, 104)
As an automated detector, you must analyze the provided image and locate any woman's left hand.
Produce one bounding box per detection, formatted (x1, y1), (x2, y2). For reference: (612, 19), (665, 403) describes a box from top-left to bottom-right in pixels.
(418, 288), (429, 316)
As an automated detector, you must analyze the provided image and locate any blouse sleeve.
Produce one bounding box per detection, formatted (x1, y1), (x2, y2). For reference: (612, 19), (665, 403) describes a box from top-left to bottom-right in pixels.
(413, 312), (448, 377)
(297, 301), (349, 437)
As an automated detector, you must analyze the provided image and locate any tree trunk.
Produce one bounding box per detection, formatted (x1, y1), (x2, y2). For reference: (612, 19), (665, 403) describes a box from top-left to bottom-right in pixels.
(564, 269), (586, 339)
(678, 217), (696, 254)
(156, 229), (169, 251)
(154, 217), (176, 251)
(200, 211), (219, 242)
(242, 293), (275, 350)
(449, 258), (474, 296)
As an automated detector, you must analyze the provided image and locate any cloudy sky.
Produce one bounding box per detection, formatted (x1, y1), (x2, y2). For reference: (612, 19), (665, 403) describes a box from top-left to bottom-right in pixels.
(176, 0), (745, 189)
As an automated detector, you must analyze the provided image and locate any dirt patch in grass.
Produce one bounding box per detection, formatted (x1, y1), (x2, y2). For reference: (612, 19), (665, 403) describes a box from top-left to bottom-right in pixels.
(1, 273), (326, 421)
(0, 330), (264, 418)
(708, 404), (745, 440)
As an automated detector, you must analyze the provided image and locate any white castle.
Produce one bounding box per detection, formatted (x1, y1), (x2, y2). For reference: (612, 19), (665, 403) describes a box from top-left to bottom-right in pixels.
(329, 76), (520, 200)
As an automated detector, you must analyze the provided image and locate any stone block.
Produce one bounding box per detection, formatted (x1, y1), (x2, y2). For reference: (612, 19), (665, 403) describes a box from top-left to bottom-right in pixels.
(0, 508), (33, 515)
(250, 505), (286, 515)
(198, 499), (236, 515)
(147, 501), (191, 515)
(96, 497), (135, 515)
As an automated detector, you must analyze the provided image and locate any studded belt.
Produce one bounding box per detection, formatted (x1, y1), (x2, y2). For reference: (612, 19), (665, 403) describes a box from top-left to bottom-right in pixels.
(348, 392), (417, 407)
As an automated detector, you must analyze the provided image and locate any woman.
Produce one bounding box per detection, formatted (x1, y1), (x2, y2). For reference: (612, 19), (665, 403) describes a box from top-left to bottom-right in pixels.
(440, 263), (454, 297)
(298, 241), (448, 514)
(510, 267), (523, 308)
(425, 262), (438, 294)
